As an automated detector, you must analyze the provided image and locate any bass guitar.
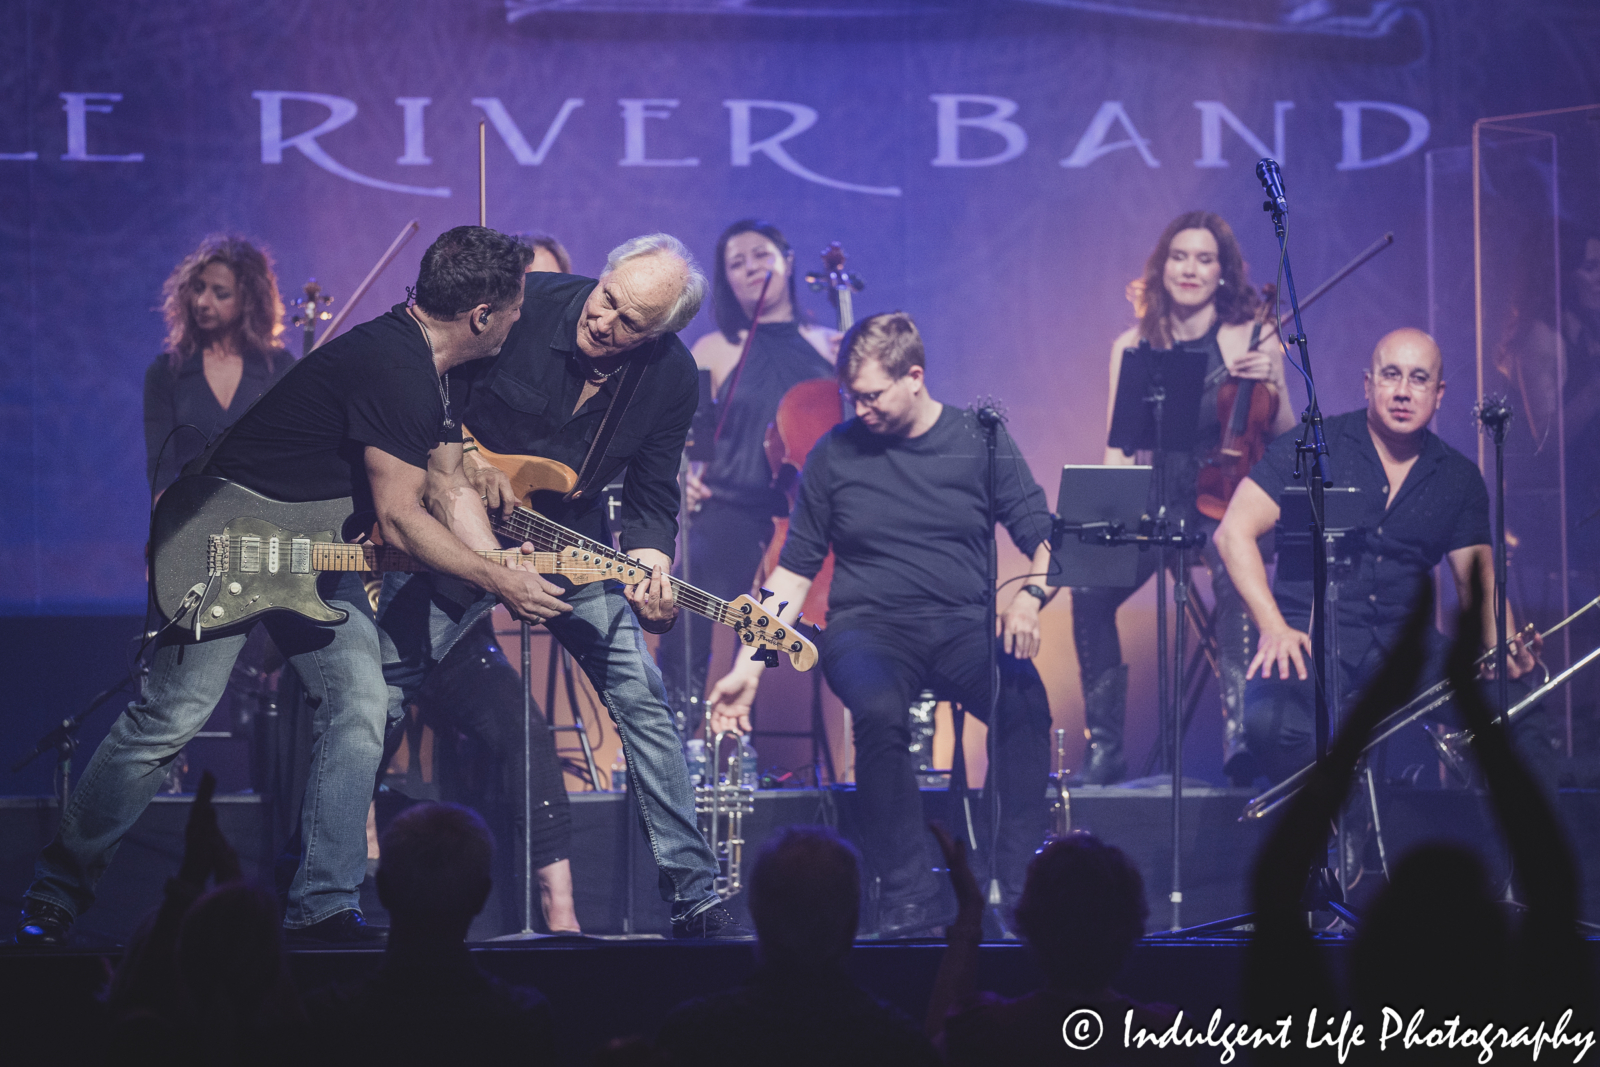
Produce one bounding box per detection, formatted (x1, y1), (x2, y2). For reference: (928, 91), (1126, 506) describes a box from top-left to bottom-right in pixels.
(461, 435), (820, 672)
(150, 475), (631, 637)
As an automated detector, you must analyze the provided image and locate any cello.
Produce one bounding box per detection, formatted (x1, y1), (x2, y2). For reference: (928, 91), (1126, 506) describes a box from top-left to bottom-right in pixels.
(752, 242), (863, 626)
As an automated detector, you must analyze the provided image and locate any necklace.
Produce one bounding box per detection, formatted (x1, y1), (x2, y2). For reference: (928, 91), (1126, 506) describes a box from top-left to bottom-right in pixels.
(409, 307), (455, 430)
(582, 357), (625, 384)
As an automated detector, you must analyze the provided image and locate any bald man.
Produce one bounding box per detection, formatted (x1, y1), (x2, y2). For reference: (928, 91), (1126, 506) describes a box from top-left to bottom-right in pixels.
(1214, 328), (1553, 786)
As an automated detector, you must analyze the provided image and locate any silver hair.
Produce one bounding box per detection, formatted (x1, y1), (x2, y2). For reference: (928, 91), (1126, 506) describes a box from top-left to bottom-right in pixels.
(602, 232), (707, 335)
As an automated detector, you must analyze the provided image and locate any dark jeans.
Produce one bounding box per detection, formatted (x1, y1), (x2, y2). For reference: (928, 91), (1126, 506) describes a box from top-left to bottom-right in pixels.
(403, 617), (571, 932)
(1244, 623), (1560, 791)
(657, 498), (777, 735)
(822, 612), (1052, 912)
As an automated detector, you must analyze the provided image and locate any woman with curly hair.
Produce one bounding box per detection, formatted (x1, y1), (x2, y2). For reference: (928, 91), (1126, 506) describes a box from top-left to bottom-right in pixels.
(144, 235), (291, 497)
(1070, 211), (1295, 786)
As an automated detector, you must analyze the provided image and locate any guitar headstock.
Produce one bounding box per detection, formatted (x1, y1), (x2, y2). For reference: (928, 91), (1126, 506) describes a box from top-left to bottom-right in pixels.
(726, 593), (819, 672)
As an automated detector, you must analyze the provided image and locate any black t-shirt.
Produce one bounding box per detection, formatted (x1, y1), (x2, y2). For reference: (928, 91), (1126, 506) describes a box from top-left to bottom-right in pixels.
(779, 405), (1053, 622)
(204, 305), (459, 515)
(1247, 408), (1491, 634)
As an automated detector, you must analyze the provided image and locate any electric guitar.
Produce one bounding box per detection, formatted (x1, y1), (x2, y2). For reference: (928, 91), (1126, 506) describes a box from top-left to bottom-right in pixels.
(463, 427), (819, 671)
(150, 475), (636, 637)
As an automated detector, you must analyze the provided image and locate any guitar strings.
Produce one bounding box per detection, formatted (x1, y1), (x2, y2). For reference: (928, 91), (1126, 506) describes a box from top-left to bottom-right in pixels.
(497, 507), (735, 623)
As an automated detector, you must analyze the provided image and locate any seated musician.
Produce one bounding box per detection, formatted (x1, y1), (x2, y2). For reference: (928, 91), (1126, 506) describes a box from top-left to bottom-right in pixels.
(1214, 328), (1557, 787)
(707, 312), (1053, 938)
(657, 219), (837, 734)
(1073, 211), (1295, 785)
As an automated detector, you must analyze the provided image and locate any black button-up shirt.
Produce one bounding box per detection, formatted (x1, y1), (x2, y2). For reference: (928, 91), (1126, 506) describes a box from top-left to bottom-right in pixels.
(455, 272), (697, 558)
(1247, 408), (1491, 639)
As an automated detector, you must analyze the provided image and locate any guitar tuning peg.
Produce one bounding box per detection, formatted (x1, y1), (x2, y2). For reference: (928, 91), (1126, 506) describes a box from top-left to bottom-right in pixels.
(758, 588), (774, 603)
(776, 601), (789, 614)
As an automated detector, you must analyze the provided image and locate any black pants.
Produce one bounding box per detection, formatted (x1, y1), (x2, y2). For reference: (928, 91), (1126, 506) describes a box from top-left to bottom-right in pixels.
(656, 498), (777, 735)
(406, 618), (572, 931)
(1244, 622), (1559, 791)
(821, 612), (1052, 912)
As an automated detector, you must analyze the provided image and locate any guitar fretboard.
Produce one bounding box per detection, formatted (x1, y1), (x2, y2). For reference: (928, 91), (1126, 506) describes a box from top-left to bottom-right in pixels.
(495, 507), (732, 625)
(309, 541), (563, 573)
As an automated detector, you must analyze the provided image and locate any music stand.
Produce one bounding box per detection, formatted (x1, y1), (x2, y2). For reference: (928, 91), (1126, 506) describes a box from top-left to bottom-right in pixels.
(1049, 465), (1152, 588)
(1068, 342), (1207, 930)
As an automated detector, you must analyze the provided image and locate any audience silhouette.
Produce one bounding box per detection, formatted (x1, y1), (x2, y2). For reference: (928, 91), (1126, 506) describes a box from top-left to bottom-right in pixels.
(1245, 581), (1595, 1059)
(654, 826), (939, 1067)
(303, 802), (553, 1066)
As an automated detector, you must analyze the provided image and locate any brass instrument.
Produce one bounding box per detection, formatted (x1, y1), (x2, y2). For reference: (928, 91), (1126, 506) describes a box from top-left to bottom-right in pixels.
(1047, 727), (1072, 837)
(1241, 596), (1600, 821)
(696, 732), (756, 899)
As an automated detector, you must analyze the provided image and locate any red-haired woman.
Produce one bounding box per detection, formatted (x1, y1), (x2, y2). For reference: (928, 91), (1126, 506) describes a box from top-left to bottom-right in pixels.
(1072, 212), (1294, 786)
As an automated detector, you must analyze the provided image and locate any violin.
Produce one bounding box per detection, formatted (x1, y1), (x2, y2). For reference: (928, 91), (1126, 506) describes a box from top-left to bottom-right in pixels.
(1193, 232), (1396, 519)
(752, 242), (863, 626)
(1195, 287), (1280, 521)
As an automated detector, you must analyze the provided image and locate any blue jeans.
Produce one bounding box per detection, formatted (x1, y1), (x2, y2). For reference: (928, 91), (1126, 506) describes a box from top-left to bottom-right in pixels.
(28, 580), (389, 928)
(378, 573), (720, 920)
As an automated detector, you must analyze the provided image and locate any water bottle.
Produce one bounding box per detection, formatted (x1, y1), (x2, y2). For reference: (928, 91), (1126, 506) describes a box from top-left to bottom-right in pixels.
(611, 749), (628, 793)
(684, 738), (707, 789)
(737, 735), (759, 789)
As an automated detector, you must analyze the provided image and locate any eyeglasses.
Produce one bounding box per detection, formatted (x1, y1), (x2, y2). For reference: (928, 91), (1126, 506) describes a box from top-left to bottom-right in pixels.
(841, 379), (902, 407)
(1372, 367), (1437, 391)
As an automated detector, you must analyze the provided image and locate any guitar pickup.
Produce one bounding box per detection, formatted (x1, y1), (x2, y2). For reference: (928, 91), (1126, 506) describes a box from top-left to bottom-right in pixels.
(290, 538), (311, 574)
(238, 535), (261, 573)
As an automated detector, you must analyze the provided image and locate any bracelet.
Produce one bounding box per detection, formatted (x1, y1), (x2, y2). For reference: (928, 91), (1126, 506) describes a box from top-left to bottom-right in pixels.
(639, 613), (677, 635)
(1021, 584), (1049, 605)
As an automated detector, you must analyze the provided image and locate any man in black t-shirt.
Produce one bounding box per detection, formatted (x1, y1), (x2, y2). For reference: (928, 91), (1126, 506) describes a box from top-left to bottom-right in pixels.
(1214, 328), (1552, 785)
(708, 313), (1055, 938)
(17, 227), (569, 947)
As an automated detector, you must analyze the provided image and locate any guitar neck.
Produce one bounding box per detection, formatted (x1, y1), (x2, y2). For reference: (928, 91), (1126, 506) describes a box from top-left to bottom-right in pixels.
(495, 507), (733, 625)
(308, 542), (561, 574)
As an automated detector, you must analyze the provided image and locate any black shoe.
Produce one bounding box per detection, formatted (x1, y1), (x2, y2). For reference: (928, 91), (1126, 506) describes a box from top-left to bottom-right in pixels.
(877, 901), (947, 940)
(1065, 741), (1126, 786)
(15, 899), (73, 947)
(672, 903), (751, 940)
(285, 909), (387, 945)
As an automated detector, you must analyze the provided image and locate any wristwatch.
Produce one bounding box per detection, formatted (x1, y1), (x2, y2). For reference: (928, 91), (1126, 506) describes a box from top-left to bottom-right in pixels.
(1021, 584), (1049, 605)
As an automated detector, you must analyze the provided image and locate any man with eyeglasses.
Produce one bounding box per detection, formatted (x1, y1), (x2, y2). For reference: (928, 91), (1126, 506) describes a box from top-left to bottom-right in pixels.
(706, 311), (1055, 938)
(1214, 328), (1555, 787)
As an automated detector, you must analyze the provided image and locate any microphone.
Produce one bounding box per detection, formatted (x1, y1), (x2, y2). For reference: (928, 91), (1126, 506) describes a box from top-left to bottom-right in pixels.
(974, 405), (1003, 428)
(1256, 157), (1288, 214)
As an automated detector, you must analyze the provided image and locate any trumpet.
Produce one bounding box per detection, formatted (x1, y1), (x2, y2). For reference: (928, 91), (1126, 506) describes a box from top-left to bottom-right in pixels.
(1241, 596), (1600, 822)
(696, 732), (756, 899)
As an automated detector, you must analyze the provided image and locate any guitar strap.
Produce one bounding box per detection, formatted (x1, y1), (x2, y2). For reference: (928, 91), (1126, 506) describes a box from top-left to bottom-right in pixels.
(565, 348), (650, 501)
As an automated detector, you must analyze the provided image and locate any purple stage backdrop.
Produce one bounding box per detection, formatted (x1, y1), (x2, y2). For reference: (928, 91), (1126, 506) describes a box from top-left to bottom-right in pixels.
(2, 1), (1598, 787)
(0, 0), (1594, 618)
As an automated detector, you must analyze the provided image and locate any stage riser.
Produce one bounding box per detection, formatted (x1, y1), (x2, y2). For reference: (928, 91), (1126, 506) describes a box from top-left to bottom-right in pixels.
(6, 789), (1599, 942)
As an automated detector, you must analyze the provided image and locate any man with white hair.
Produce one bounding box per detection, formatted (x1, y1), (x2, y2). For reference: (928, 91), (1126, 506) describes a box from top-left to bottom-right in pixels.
(381, 233), (744, 937)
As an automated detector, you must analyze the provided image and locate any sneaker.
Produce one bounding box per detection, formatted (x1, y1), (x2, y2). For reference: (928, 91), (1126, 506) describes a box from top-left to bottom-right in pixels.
(285, 909), (387, 945)
(672, 903), (752, 940)
(15, 899), (73, 947)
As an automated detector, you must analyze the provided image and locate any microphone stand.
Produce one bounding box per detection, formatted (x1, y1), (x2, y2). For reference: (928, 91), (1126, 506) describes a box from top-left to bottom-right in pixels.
(975, 404), (1004, 927)
(1476, 399), (1512, 718)
(12, 665), (145, 812)
(1260, 161), (1356, 924)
